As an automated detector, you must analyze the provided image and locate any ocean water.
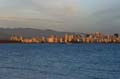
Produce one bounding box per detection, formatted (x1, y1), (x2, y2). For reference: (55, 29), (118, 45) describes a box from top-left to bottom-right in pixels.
(0, 44), (120, 79)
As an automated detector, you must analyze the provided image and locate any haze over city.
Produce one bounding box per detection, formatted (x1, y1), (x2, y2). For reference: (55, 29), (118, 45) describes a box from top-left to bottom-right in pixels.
(0, 0), (120, 33)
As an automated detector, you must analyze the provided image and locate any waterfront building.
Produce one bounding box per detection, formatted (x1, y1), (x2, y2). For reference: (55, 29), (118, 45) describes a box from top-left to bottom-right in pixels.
(47, 35), (54, 43)
(9, 32), (120, 44)
(31, 37), (39, 43)
(41, 36), (46, 43)
(59, 37), (63, 43)
(22, 39), (32, 43)
(64, 34), (68, 43)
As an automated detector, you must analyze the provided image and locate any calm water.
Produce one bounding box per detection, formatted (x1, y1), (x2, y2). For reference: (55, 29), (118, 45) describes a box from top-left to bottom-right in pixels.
(0, 44), (120, 79)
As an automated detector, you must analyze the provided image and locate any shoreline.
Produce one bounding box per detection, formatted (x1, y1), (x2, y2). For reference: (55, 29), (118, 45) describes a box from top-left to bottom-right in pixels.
(0, 40), (21, 43)
(0, 40), (120, 44)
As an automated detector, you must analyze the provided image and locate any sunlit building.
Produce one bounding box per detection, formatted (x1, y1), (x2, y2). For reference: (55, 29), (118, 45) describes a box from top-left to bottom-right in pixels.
(47, 35), (54, 43)
(9, 32), (120, 44)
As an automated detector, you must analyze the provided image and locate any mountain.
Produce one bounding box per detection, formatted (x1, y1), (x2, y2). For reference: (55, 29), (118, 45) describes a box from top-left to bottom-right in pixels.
(0, 31), (10, 39)
(0, 28), (78, 39)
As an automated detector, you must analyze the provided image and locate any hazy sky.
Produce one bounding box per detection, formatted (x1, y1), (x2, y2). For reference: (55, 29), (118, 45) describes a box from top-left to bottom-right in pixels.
(0, 0), (120, 33)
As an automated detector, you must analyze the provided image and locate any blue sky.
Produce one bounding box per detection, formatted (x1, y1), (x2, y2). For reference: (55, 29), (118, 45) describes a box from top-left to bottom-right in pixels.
(0, 0), (120, 33)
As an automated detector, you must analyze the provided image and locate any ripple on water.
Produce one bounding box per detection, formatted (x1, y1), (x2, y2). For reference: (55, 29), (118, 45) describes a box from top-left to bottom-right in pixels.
(0, 44), (120, 79)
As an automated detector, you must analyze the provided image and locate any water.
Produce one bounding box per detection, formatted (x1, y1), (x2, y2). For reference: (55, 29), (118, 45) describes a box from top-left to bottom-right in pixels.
(0, 44), (120, 79)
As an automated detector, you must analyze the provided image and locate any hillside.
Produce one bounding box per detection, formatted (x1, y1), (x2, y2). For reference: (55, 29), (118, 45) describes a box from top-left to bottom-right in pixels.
(0, 28), (77, 39)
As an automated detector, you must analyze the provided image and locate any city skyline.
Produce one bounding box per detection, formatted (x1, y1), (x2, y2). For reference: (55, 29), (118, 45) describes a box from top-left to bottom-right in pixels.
(0, 0), (120, 33)
(10, 32), (120, 44)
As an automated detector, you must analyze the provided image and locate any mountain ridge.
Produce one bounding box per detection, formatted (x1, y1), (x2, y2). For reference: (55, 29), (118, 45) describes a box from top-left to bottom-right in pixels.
(0, 28), (81, 39)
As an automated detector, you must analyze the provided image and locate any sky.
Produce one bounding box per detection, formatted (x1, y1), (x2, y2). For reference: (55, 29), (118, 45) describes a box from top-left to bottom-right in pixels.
(0, 0), (120, 33)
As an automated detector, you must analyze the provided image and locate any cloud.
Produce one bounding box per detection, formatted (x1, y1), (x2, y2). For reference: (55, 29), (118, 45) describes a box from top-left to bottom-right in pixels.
(0, 17), (64, 30)
(31, 0), (79, 17)
(0, 0), (120, 33)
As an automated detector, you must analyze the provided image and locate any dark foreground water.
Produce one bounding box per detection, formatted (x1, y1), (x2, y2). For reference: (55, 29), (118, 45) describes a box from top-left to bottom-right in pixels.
(0, 44), (120, 79)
